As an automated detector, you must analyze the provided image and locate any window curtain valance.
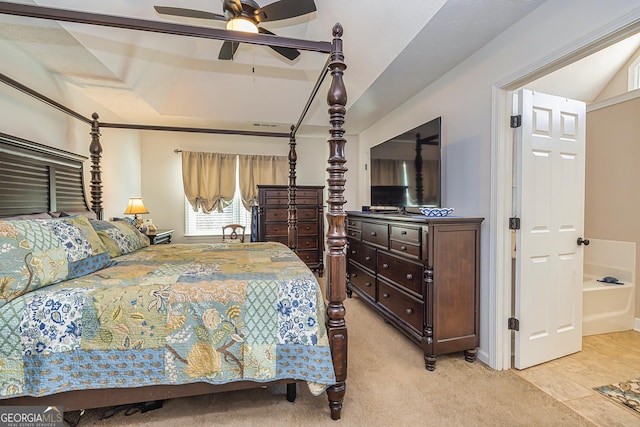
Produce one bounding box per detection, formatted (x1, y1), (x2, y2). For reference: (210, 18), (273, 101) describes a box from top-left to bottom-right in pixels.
(181, 151), (236, 213)
(181, 151), (287, 213)
(239, 154), (287, 210)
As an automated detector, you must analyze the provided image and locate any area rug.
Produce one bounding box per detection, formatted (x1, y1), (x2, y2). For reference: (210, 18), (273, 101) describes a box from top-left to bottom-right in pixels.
(594, 377), (640, 415)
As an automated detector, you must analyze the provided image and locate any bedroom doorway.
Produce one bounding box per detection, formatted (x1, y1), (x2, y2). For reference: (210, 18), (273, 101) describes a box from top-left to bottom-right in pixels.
(491, 13), (640, 371)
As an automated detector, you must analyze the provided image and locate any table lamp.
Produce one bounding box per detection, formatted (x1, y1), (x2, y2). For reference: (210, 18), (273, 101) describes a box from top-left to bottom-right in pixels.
(123, 197), (149, 227)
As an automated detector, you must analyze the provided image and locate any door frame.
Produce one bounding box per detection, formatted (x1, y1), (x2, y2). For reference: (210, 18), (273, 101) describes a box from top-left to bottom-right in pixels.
(489, 12), (640, 371)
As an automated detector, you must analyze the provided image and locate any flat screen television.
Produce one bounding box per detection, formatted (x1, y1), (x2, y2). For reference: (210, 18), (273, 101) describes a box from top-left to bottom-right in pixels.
(370, 116), (441, 209)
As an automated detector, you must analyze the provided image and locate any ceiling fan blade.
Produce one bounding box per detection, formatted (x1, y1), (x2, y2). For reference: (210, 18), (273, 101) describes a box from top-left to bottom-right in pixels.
(254, 0), (316, 23)
(218, 40), (241, 60)
(223, 0), (243, 16)
(154, 6), (226, 21)
(258, 27), (300, 60)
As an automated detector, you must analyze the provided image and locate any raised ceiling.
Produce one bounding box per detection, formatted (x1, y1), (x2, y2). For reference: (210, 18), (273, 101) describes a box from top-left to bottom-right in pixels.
(1, 1), (637, 137)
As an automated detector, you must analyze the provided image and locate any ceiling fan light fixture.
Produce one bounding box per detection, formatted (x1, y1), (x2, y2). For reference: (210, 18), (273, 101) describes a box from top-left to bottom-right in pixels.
(226, 17), (259, 33)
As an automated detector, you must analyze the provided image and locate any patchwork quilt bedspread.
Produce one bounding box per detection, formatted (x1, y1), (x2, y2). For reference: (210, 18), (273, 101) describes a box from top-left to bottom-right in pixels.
(0, 242), (335, 399)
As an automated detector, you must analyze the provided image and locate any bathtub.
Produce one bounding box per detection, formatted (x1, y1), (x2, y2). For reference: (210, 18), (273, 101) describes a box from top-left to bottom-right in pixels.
(582, 276), (635, 336)
(582, 238), (636, 336)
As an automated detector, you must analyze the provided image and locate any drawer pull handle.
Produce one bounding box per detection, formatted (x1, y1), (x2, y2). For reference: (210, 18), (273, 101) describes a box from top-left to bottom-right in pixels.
(401, 245), (407, 251)
(351, 273), (357, 278)
(406, 308), (414, 315)
(406, 274), (413, 280)
(305, 226), (310, 230)
(401, 230), (407, 235)
(382, 293), (390, 298)
(365, 256), (371, 261)
(351, 250), (356, 255)
(371, 231), (377, 236)
(382, 263), (389, 269)
(365, 282), (372, 287)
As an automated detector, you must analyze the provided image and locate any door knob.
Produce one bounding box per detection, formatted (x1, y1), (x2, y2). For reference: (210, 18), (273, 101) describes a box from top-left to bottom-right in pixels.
(577, 237), (590, 246)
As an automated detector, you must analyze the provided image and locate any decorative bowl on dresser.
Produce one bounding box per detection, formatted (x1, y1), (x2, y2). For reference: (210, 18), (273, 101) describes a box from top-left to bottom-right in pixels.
(252, 185), (324, 276)
(346, 211), (483, 370)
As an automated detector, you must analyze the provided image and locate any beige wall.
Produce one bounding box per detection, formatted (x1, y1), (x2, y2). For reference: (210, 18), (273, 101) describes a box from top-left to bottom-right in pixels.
(139, 131), (336, 243)
(585, 97), (640, 317)
(595, 46), (640, 102)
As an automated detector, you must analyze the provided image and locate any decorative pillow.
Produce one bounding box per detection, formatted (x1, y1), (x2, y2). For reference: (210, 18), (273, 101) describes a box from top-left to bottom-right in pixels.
(58, 210), (98, 220)
(0, 215), (111, 309)
(90, 219), (150, 258)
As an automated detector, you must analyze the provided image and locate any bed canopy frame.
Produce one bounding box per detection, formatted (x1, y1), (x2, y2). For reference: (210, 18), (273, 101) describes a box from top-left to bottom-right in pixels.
(0, 2), (347, 420)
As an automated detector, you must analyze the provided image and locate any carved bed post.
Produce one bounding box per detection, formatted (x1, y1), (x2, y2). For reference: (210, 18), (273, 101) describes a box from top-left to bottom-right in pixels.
(325, 23), (347, 421)
(287, 126), (298, 251)
(89, 112), (103, 220)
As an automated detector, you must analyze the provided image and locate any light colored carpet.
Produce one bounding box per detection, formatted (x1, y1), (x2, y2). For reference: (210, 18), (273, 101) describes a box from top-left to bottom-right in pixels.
(68, 294), (594, 426)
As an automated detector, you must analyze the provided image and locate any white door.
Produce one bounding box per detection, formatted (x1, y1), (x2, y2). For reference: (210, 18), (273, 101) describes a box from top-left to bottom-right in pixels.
(514, 89), (586, 369)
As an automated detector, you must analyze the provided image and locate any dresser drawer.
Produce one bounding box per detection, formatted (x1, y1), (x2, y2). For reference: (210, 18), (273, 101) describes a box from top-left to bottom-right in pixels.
(264, 189), (289, 199)
(347, 229), (361, 240)
(298, 207), (318, 221)
(297, 189), (321, 199)
(348, 262), (376, 300)
(378, 251), (423, 297)
(263, 196), (316, 206)
(347, 217), (361, 230)
(296, 197), (319, 205)
(378, 280), (423, 332)
(348, 239), (376, 271)
(265, 223), (288, 236)
(298, 236), (318, 249)
(362, 221), (388, 248)
(390, 240), (420, 259)
(297, 249), (319, 264)
(298, 222), (318, 235)
(390, 224), (421, 244)
(266, 208), (287, 221)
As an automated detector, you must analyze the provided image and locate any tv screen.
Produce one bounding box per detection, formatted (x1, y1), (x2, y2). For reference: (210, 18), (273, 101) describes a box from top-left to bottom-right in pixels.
(370, 117), (441, 208)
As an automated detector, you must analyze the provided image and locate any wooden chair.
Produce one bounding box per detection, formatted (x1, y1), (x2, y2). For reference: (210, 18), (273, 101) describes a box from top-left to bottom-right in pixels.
(222, 224), (246, 243)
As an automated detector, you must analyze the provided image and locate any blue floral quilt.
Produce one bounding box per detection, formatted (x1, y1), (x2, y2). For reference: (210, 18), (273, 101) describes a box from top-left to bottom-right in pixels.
(0, 242), (335, 400)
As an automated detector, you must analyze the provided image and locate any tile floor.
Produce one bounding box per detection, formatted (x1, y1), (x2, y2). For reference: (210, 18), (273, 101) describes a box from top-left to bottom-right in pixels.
(514, 330), (640, 426)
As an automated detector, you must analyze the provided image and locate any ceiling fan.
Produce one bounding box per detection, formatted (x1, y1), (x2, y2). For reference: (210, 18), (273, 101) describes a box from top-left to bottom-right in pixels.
(154, 0), (317, 61)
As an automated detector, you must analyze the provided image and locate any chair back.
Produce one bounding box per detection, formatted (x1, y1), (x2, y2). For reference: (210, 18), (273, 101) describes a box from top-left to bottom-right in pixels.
(222, 224), (246, 243)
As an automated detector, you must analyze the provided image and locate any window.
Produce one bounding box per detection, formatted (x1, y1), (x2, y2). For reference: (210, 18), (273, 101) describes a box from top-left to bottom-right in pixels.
(628, 55), (640, 91)
(185, 157), (252, 236)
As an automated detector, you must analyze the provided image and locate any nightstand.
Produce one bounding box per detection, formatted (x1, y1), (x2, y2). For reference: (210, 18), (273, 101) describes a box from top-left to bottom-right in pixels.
(144, 229), (174, 245)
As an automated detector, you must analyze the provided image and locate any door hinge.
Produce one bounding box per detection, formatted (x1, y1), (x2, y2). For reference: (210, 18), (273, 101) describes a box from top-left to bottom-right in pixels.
(508, 317), (520, 331)
(509, 217), (520, 230)
(510, 115), (522, 128)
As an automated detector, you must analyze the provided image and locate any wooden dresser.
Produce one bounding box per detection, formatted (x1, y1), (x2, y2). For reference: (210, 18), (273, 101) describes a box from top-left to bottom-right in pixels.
(253, 185), (324, 276)
(346, 211), (482, 370)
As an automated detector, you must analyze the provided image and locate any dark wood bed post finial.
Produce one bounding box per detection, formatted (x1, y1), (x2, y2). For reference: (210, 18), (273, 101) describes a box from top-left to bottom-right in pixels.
(325, 22), (347, 421)
(287, 125), (298, 251)
(89, 112), (104, 220)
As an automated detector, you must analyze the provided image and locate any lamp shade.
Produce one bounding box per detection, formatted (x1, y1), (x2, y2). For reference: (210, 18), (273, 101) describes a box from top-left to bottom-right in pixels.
(123, 197), (149, 216)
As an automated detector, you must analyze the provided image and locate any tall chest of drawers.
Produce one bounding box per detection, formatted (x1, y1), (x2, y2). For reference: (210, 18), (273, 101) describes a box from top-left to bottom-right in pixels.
(346, 211), (483, 370)
(254, 185), (324, 276)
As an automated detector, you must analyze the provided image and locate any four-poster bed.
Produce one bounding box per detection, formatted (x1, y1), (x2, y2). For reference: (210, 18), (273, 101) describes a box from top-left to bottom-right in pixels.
(0, 2), (347, 421)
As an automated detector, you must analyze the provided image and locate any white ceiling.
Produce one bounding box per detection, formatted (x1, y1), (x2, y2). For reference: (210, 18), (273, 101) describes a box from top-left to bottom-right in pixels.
(1, 0), (639, 136)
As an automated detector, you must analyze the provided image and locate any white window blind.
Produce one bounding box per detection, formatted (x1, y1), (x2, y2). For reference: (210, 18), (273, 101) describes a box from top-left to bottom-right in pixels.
(185, 156), (252, 236)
